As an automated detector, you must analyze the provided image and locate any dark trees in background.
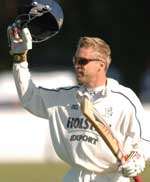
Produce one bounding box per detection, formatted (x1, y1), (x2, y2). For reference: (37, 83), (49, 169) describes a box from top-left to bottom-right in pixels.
(0, 0), (150, 94)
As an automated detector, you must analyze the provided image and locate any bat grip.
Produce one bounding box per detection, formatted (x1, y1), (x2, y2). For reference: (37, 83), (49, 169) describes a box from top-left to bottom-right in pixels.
(133, 176), (143, 182)
(124, 153), (143, 182)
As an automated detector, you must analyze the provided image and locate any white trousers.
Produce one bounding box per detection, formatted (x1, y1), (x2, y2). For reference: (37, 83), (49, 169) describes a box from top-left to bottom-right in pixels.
(63, 168), (130, 182)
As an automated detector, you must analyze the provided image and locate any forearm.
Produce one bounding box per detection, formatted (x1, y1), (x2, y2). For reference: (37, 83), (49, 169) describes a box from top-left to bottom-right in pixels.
(13, 61), (49, 119)
(9, 26), (48, 119)
(13, 61), (31, 99)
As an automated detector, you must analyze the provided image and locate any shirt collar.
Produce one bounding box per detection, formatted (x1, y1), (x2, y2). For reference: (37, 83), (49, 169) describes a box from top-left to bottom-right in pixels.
(86, 85), (105, 94)
(79, 78), (119, 97)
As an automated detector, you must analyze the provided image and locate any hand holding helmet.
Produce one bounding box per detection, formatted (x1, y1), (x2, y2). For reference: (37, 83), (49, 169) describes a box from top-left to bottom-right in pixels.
(7, 0), (64, 62)
(7, 24), (32, 55)
(13, 0), (64, 43)
(7, 24), (32, 62)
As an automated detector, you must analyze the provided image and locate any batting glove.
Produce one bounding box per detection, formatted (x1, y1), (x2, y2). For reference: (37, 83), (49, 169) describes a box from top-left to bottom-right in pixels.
(7, 24), (32, 57)
(120, 151), (145, 177)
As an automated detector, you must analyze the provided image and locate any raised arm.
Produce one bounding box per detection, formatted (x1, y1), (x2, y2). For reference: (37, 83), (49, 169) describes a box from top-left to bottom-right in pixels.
(8, 24), (48, 119)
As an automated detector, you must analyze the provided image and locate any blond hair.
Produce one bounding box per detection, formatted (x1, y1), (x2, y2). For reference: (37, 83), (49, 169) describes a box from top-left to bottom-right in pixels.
(76, 37), (111, 70)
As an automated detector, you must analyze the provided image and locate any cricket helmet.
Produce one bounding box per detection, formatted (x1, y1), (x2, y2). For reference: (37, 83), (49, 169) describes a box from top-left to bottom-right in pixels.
(15, 0), (64, 43)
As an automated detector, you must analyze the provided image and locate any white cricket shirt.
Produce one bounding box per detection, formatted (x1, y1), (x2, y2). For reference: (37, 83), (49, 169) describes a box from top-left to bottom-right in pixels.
(13, 61), (145, 174)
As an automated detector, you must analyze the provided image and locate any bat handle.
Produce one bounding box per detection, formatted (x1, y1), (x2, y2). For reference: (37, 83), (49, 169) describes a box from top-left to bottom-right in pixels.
(133, 176), (143, 182)
(123, 153), (143, 182)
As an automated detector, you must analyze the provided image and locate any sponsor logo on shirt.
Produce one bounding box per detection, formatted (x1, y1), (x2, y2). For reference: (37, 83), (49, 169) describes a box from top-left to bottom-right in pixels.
(67, 117), (98, 145)
(67, 117), (95, 130)
(105, 107), (113, 117)
(71, 104), (79, 110)
(70, 134), (98, 144)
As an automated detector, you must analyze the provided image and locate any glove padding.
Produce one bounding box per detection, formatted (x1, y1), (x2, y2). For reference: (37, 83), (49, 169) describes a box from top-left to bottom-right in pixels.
(7, 24), (32, 55)
(120, 151), (145, 177)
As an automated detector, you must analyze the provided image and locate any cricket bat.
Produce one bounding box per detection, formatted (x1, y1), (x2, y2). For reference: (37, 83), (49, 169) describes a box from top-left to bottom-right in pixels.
(80, 96), (143, 182)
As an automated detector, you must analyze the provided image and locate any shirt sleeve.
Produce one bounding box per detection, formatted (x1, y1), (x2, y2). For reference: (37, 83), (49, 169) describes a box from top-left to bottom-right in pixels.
(123, 88), (150, 160)
(13, 62), (49, 119)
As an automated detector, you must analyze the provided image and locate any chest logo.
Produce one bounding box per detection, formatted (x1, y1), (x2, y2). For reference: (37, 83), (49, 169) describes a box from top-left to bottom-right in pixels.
(71, 104), (79, 110)
(105, 107), (113, 117)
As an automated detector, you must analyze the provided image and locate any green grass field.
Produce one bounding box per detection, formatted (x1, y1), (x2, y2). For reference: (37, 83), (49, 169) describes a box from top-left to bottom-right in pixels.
(0, 163), (149, 182)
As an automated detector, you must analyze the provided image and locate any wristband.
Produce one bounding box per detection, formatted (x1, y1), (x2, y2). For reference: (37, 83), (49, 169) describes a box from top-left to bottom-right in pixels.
(13, 53), (27, 63)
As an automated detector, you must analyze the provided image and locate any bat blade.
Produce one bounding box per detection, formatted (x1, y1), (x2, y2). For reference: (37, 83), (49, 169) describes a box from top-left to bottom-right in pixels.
(80, 97), (125, 162)
(80, 96), (143, 182)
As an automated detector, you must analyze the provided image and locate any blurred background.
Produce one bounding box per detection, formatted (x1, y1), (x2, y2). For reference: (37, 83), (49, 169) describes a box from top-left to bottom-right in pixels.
(0, 0), (150, 181)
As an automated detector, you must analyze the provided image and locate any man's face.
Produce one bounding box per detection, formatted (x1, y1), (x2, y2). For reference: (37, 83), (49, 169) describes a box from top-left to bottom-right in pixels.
(73, 47), (104, 86)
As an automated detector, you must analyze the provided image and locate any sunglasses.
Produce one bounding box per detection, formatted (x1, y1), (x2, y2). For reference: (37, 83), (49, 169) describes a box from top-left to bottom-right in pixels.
(73, 56), (101, 65)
